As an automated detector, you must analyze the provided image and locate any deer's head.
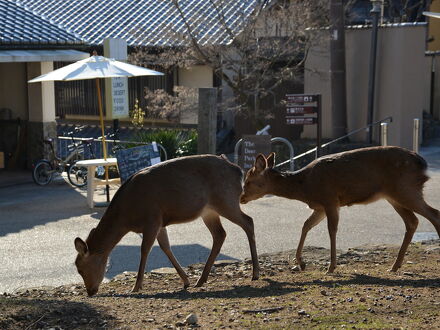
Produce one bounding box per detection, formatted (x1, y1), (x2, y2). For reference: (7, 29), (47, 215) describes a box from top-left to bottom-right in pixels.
(240, 152), (276, 204)
(74, 237), (107, 296)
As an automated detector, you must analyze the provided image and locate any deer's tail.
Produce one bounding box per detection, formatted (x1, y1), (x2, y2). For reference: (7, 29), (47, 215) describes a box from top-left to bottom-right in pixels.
(412, 152), (429, 187)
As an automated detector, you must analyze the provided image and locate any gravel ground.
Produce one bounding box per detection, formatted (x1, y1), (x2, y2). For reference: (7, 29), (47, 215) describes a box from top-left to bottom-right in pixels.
(1, 240), (439, 329)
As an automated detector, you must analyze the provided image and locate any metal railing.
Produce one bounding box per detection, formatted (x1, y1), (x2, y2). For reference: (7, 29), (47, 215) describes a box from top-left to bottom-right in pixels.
(56, 136), (168, 161)
(275, 116), (393, 169)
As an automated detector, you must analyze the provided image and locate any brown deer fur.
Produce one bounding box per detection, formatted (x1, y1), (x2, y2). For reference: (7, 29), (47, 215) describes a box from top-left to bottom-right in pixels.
(75, 154), (259, 296)
(240, 146), (440, 273)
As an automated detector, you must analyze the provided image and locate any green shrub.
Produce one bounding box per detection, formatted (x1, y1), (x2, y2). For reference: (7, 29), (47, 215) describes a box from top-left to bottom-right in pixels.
(133, 129), (198, 160)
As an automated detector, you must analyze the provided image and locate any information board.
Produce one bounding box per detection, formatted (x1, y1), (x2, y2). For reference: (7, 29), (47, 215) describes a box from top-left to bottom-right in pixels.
(115, 143), (161, 183)
(110, 77), (129, 119)
(240, 135), (271, 170)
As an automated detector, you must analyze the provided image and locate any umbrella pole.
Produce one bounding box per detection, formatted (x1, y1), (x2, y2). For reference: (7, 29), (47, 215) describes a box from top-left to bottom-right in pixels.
(95, 78), (110, 202)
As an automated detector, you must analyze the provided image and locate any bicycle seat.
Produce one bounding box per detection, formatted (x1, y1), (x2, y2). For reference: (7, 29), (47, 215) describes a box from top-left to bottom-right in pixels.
(44, 138), (53, 144)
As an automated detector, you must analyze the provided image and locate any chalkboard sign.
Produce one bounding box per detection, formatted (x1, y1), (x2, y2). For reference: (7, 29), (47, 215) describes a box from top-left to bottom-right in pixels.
(115, 143), (161, 183)
(240, 135), (271, 170)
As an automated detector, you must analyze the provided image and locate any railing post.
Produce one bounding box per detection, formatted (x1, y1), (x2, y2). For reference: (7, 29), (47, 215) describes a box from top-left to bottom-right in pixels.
(270, 137), (294, 171)
(233, 139), (243, 165)
(413, 118), (420, 154)
(380, 122), (388, 146)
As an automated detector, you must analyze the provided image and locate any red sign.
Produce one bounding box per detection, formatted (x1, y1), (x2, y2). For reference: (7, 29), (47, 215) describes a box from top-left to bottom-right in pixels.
(286, 117), (317, 125)
(286, 106), (317, 115)
(286, 94), (317, 103)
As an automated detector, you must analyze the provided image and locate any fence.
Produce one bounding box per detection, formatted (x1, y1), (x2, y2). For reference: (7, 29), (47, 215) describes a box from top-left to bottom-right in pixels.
(56, 137), (167, 161)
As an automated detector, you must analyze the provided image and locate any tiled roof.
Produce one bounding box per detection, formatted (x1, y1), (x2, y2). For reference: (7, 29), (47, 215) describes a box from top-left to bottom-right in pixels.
(0, 1), (83, 45)
(4, 0), (262, 47)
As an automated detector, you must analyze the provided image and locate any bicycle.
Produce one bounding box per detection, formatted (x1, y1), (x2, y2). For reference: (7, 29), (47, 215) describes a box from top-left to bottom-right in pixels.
(32, 127), (101, 187)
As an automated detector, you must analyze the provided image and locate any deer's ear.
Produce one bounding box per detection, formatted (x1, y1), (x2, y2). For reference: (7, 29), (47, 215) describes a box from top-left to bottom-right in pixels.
(74, 237), (88, 256)
(266, 152), (276, 168)
(254, 154), (267, 172)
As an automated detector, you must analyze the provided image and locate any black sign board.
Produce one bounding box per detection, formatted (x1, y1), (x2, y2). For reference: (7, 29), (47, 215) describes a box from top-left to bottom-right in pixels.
(115, 144), (161, 183)
(286, 117), (317, 125)
(241, 135), (271, 170)
(286, 106), (317, 115)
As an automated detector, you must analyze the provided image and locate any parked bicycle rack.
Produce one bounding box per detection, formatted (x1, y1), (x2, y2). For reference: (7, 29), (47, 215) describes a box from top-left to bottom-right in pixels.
(234, 137), (294, 171)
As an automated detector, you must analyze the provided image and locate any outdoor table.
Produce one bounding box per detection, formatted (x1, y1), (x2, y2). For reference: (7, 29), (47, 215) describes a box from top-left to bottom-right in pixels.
(75, 158), (121, 208)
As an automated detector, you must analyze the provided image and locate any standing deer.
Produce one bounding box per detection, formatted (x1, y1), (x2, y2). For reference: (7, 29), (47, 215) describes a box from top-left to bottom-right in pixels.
(240, 146), (440, 273)
(74, 154), (259, 296)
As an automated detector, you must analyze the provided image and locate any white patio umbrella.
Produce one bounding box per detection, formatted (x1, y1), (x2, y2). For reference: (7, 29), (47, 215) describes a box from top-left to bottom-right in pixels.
(28, 54), (164, 160)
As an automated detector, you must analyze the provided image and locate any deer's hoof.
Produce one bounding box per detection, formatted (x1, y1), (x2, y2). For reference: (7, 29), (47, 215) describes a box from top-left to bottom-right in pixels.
(183, 282), (190, 289)
(131, 285), (142, 293)
(326, 266), (336, 274)
(388, 267), (399, 272)
(194, 279), (206, 287)
(292, 258), (306, 271)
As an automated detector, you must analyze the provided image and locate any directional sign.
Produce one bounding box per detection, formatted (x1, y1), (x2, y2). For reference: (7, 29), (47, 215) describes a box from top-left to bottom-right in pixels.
(286, 117), (317, 125)
(284, 93), (322, 157)
(286, 106), (317, 115)
(286, 94), (318, 103)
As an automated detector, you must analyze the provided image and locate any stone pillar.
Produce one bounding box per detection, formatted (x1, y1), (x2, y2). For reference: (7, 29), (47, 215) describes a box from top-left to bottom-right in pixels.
(27, 62), (57, 167)
(197, 88), (217, 154)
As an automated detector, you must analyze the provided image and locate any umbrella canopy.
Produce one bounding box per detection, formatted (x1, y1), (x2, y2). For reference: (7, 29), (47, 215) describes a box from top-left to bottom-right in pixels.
(28, 55), (163, 82)
(423, 11), (440, 19)
(28, 55), (164, 161)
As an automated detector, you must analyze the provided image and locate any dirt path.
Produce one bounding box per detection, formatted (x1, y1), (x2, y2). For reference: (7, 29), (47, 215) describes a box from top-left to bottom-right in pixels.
(1, 240), (439, 329)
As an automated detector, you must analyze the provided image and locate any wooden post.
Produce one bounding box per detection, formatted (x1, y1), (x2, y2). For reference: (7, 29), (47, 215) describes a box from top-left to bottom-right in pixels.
(197, 88), (217, 154)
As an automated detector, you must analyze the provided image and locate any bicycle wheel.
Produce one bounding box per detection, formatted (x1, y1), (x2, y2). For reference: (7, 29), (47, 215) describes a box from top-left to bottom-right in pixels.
(32, 160), (54, 186)
(67, 161), (88, 187)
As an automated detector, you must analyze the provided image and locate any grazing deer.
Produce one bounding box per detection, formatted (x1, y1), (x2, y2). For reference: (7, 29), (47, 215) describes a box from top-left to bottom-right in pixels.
(240, 146), (440, 273)
(74, 154), (259, 296)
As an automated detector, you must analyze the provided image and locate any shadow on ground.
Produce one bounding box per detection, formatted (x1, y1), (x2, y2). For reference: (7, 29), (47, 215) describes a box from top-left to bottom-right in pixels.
(106, 244), (238, 278)
(0, 297), (113, 329)
(0, 182), (103, 237)
(99, 273), (440, 301)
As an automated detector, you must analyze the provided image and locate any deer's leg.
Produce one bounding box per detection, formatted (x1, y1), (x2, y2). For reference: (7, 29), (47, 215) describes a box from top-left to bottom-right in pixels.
(156, 227), (190, 288)
(132, 222), (161, 293)
(325, 206), (340, 274)
(412, 200), (440, 238)
(388, 202), (419, 272)
(391, 191), (440, 238)
(195, 212), (226, 287)
(217, 206), (260, 281)
(294, 209), (326, 270)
